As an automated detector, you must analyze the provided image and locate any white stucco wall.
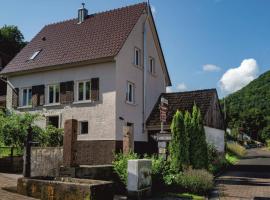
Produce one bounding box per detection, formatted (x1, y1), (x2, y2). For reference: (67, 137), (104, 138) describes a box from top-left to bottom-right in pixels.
(7, 62), (117, 141)
(115, 14), (167, 142)
(204, 126), (225, 152)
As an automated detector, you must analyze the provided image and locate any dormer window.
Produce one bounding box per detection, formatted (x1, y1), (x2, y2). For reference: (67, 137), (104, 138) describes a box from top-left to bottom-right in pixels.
(29, 50), (41, 60)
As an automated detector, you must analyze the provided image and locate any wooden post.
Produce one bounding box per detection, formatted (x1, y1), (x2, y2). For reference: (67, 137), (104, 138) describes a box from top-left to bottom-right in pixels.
(63, 119), (78, 167)
(123, 126), (134, 155)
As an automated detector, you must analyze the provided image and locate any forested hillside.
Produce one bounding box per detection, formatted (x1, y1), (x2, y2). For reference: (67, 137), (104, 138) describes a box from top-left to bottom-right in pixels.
(221, 70), (270, 141)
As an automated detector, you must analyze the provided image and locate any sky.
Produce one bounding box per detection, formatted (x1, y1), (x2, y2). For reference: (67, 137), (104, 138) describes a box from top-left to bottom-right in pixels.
(1, 0), (270, 97)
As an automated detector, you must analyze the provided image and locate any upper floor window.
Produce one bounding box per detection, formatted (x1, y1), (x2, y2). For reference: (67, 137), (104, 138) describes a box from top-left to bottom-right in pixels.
(22, 88), (32, 107)
(134, 47), (141, 66)
(126, 82), (135, 104)
(77, 80), (91, 101)
(149, 57), (155, 75)
(48, 84), (60, 104)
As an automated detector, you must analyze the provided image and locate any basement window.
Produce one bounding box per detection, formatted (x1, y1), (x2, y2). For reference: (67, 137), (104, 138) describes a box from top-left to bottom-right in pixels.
(29, 50), (41, 60)
(79, 121), (88, 134)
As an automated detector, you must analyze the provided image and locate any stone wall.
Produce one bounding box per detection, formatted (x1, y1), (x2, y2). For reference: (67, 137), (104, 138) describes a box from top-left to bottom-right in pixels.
(28, 147), (63, 177)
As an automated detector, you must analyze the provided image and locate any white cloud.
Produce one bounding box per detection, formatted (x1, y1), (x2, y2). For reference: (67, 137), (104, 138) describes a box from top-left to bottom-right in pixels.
(176, 83), (187, 92)
(219, 58), (259, 94)
(166, 87), (173, 93)
(203, 64), (221, 72)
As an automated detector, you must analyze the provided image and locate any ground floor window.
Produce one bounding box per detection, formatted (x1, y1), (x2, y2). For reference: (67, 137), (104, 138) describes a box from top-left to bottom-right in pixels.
(79, 121), (88, 134)
(47, 116), (59, 128)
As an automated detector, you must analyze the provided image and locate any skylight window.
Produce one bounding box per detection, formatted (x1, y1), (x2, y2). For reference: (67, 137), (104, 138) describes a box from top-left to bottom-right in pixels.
(29, 50), (41, 60)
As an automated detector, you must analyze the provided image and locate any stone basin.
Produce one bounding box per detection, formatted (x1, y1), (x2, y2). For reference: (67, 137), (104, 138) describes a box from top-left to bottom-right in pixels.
(17, 176), (114, 200)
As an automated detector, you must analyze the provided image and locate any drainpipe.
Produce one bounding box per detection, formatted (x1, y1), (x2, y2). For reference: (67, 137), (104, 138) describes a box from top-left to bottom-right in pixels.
(142, 1), (150, 134)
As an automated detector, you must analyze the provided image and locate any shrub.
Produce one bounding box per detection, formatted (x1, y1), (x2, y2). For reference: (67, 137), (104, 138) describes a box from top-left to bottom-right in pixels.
(227, 142), (246, 157)
(175, 168), (214, 195)
(112, 152), (139, 185)
(266, 139), (270, 150)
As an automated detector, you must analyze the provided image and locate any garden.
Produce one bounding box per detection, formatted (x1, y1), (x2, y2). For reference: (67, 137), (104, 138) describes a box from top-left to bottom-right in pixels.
(113, 105), (242, 199)
(0, 110), (63, 158)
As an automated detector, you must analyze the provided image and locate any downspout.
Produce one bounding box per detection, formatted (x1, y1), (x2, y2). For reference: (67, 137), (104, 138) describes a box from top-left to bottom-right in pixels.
(142, 2), (150, 134)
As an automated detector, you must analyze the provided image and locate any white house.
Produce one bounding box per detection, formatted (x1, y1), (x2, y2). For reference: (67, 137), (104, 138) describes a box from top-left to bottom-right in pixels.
(0, 3), (171, 164)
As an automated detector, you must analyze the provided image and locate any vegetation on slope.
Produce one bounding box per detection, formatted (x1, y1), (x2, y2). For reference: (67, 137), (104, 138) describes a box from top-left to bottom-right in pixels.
(221, 70), (270, 141)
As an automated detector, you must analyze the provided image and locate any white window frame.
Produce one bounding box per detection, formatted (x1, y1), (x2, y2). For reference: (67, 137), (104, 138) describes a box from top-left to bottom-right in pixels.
(47, 84), (60, 105)
(126, 81), (135, 104)
(79, 121), (89, 135)
(21, 87), (32, 107)
(76, 80), (91, 102)
(149, 57), (155, 75)
(134, 47), (141, 67)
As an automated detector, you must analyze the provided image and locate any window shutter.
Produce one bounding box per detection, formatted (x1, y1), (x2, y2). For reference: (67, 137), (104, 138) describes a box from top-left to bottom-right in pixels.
(12, 88), (19, 108)
(91, 78), (99, 102)
(60, 81), (74, 104)
(32, 85), (45, 107)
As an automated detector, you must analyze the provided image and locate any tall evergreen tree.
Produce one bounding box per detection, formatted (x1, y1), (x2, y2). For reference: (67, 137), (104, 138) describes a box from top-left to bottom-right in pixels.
(169, 110), (189, 172)
(189, 104), (208, 169)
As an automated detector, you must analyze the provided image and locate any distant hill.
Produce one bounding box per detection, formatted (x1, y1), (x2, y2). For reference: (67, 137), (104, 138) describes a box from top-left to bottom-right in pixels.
(221, 70), (270, 140)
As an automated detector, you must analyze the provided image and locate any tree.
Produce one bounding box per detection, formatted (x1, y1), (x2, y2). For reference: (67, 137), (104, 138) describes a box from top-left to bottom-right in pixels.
(189, 105), (208, 169)
(0, 25), (27, 63)
(169, 110), (189, 172)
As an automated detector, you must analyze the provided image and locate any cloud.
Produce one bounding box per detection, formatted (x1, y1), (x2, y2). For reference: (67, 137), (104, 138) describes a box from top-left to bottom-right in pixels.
(166, 87), (173, 93)
(219, 58), (259, 94)
(203, 64), (221, 72)
(176, 83), (187, 92)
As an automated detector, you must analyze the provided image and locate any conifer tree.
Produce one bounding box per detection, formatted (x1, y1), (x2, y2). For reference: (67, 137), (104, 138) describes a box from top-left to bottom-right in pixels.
(169, 110), (189, 172)
(189, 104), (208, 169)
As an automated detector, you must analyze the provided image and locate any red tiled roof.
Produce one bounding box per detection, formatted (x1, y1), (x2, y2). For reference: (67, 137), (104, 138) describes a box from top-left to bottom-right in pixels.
(146, 89), (217, 127)
(1, 3), (147, 74)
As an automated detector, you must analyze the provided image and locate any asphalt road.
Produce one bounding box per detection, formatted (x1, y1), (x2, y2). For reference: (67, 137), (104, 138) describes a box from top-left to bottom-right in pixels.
(211, 148), (270, 200)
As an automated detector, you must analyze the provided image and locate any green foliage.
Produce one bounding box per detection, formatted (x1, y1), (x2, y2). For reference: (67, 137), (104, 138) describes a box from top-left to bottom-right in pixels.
(0, 111), (39, 149)
(266, 139), (270, 150)
(227, 142), (246, 157)
(259, 125), (270, 142)
(221, 70), (270, 141)
(38, 125), (64, 147)
(189, 105), (208, 169)
(225, 153), (239, 165)
(174, 168), (214, 195)
(0, 111), (63, 148)
(207, 144), (228, 174)
(112, 152), (139, 185)
(169, 110), (189, 172)
(0, 25), (27, 61)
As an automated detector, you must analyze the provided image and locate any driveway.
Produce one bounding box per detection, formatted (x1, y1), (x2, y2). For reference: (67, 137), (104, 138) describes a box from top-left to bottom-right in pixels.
(212, 148), (270, 200)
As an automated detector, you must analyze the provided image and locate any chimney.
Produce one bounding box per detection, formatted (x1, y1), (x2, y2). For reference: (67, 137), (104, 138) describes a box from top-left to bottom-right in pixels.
(78, 3), (88, 24)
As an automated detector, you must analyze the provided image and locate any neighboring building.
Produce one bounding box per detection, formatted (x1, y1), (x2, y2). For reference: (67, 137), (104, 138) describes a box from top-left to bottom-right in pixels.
(0, 3), (171, 164)
(146, 89), (225, 152)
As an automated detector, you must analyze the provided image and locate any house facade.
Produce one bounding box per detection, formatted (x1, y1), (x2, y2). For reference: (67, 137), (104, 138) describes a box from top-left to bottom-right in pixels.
(146, 89), (225, 152)
(1, 3), (171, 164)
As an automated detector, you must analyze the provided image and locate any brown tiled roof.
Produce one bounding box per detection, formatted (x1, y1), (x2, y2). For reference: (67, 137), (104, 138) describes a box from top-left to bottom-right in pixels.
(146, 89), (217, 127)
(1, 3), (147, 74)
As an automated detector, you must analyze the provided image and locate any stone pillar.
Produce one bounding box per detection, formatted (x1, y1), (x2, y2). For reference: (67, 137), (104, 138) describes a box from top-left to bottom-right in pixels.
(63, 119), (78, 167)
(123, 125), (134, 154)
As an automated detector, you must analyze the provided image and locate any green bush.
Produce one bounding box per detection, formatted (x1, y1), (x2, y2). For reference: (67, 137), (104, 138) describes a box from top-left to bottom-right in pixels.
(112, 152), (139, 185)
(175, 168), (214, 195)
(266, 139), (270, 150)
(227, 142), (246, 157)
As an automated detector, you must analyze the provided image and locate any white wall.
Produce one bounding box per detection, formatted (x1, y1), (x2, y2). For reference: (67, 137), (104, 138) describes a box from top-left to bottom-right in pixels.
(204, 126), (225, 152)
(115, 14), (166, 142)
(7, 62), (117, 141)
